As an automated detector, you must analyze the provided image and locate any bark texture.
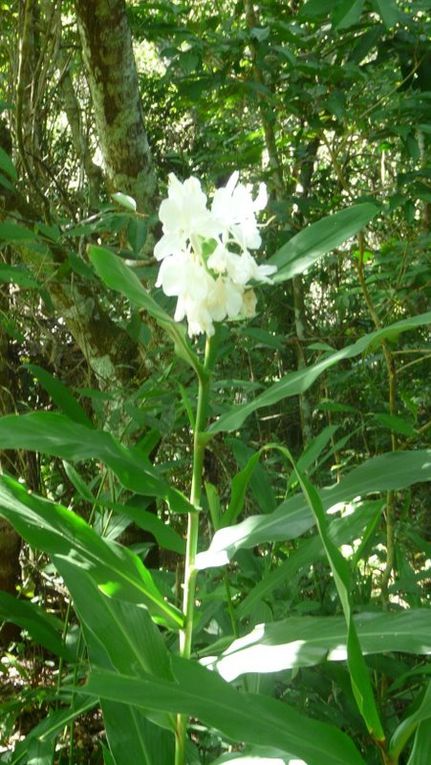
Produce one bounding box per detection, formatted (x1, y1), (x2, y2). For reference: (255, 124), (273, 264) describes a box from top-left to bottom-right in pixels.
(57, 46), (104, 208)
(74, 0), (157, 214)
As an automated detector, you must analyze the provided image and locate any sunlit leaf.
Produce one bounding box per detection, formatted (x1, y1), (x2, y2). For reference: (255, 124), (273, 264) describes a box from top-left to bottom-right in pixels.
(58, 560), (175, 763)
(112, 192), (137, 211)
(209, 312), (431, 434)
(0, 475), (183, 628)
(88, 246), (203, 376)
(269, 204), (379, 282)
(0, 412), (193, 513)
(83, 657), (366, 765)
(196, 450), (431, 569)
(286, 450), (384, 738)
(208, 610), (431, 680)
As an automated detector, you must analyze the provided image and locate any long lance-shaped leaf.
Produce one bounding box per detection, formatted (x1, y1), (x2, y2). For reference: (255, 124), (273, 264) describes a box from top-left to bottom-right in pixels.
(24, 363), (93, 427)
(390, 681), (431, 761)
(208, 610), (431, 681)
(269, 202), (379, 282)
(196, 449), (431, 569)
(0, 412), (192, 514)
(0, 591), (73, 660)
(209, 311), (431, 434)
(285, 447), (385, 742)
(211, 749), (298, 765)
(63, 462), (185, 554)
(223, 428), (340, 528)
(0, 475), (183, 629)
(406, 719), (431, 765)
(237, 500), (382, 619)
(88, 245), (204, 377)
(83, 656), (366, 765)
(58, 559), (175, 765)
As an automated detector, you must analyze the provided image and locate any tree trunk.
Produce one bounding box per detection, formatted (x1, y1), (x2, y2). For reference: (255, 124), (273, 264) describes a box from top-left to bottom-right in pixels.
(57, 46), (104, 208)
(74, 0), (158, 215)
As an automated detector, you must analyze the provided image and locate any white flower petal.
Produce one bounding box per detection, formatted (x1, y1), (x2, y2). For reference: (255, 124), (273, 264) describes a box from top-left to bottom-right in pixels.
(255, 262), (277, 283)
(154, 172), (275, 336)
(207, 243), (229, 274)
(156, 254), (187, 295)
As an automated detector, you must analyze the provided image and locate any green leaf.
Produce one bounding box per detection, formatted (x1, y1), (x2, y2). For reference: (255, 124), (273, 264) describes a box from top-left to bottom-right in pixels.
(0, 222), (37, 241)
(102, 745), (116, 765)
(110, 499), (186, 555)
(205, 481), (222, 531)
(10, 697), (97, 765)
(296, 425), (338, 474)
(286, 450), (384, 739)
(222, 450), (261, 527)
(237, 500), (383, 619)
(102, 702), (174, 765)
(0, 412), (193, 513)
(0, 264), (39, 288)
(25, 364), (93, 427)
(83, 657), (366, 765)
(63, 473), (185, 554)
(0, 475), (183, 628)
(373, 413), (416, 437)
(0, 147), (17, 180)
(26, 737), (54, 765)
(211, 750), (295, 764)
(127, 217), (147, 255)
(88, 246), (203, 377)
(0, 591), (73, 660)
(407, 719), (431, 765)
(196, 449), (431, 568)
(390, 682), (431, 760)
(62, 461), (95, 503)
(332, 0), (364, 29)
(228, 438), (276, 515)
(57, 560), (176, 763)
(269, 204), (379, 282)
(112, 192), (137, 211)
(209, 312), (431, 434)
(240, 327), (284, 350)
(301, 0), (334, 16)
(318, 401), (357, 414)
(371, 0), (400, 27)
(209, 610), (431, 681)
(0, 171), (14, 191)
(60, 562), (174, 681)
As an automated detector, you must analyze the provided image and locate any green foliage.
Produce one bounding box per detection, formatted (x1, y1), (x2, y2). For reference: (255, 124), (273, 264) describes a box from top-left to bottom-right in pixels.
(1, 1), (431, 764)
(270, 203), (380, 281)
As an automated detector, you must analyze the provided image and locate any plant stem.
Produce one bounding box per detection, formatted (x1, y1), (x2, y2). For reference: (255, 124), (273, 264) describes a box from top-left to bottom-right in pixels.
(175, 338), (212, 765)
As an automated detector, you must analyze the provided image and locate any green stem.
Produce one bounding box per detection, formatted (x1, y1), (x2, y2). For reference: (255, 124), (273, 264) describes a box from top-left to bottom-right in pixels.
(175, 338), (212, 765)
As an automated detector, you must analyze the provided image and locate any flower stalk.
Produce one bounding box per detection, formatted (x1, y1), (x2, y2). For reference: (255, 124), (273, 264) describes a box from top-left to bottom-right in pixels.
(175, 338), (212, 765)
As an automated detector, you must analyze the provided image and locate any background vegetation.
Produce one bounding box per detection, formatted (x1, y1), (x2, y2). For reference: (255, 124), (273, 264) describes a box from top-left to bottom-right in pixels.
(0, 1), (430, 764)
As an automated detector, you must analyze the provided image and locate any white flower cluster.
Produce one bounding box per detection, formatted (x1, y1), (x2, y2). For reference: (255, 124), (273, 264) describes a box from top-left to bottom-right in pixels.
(154, 172), (276, 337)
